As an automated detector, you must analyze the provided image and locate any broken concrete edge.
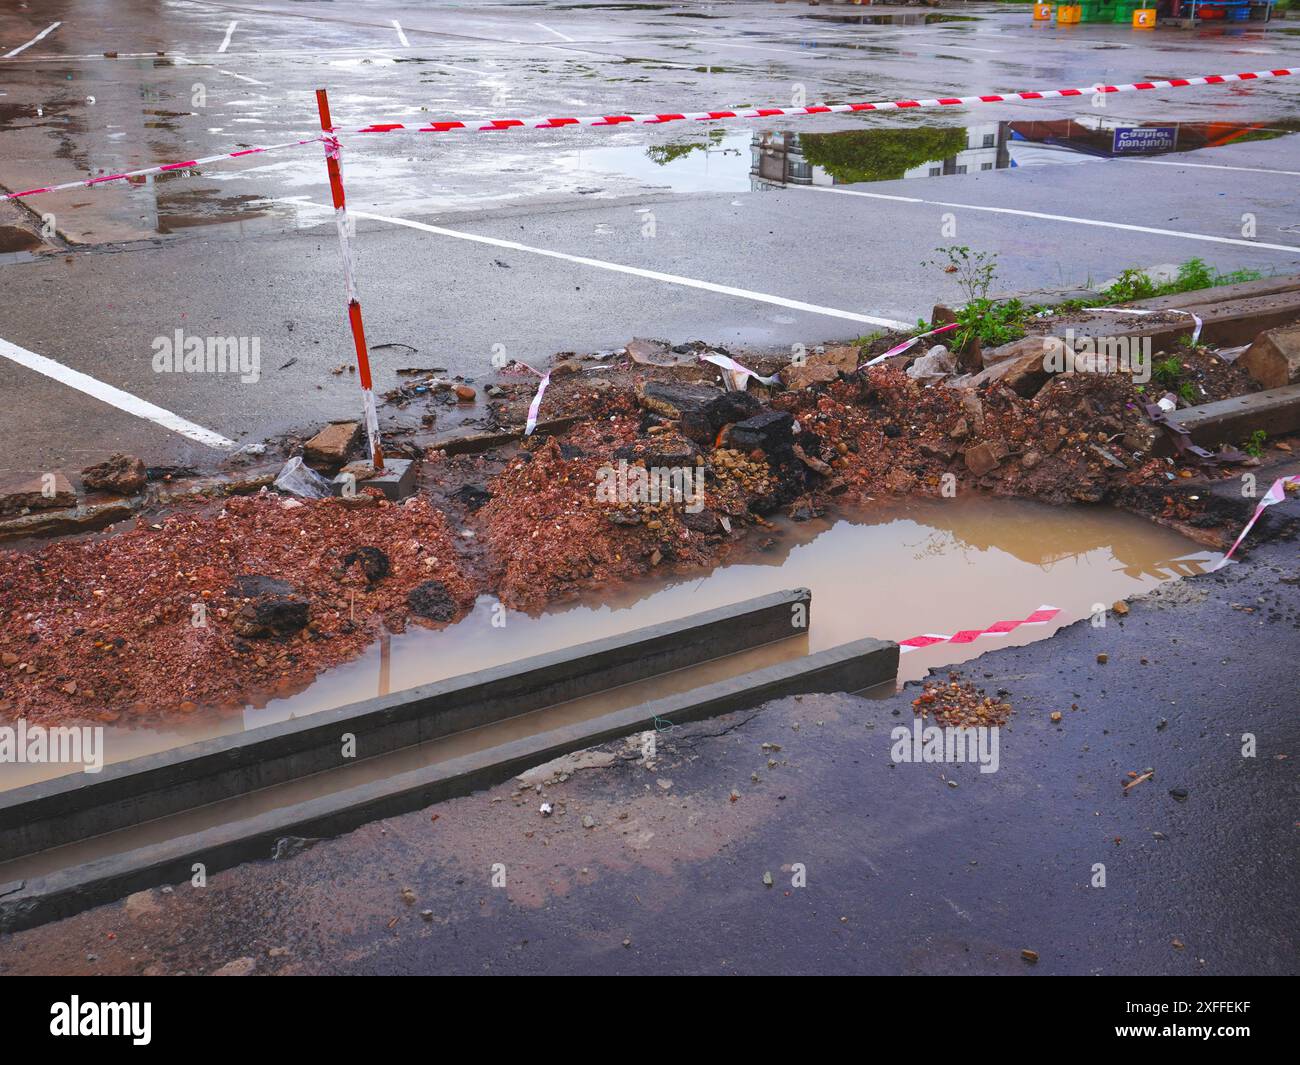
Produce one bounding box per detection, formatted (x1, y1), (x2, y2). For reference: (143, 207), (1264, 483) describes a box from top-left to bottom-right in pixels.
(1155, 383), (1300, 457)
(426, 416), (583, 456)
(1130, 274), (1300, 313)
(1058, 292), (1300, 350)
(0, 588), (813, 862)
(0, 634), (897, 933)
(330, 457), (416, 502)
(0, 500), (138, 543)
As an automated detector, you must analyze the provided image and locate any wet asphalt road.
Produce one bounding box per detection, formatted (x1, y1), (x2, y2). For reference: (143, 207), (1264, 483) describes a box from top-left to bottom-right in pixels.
(0, 528), (1294, 976)
(1, 2), (1299, 473)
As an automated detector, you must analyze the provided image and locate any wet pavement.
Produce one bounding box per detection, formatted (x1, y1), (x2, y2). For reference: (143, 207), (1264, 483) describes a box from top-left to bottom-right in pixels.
(0, 531), (1293, 976)
(0, 3), (1297, 976)
(1, 2), (1298, 471)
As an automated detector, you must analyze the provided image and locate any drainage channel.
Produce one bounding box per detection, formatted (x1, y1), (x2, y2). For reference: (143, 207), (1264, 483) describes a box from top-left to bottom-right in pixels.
(0, 589), (902, 930)
(0, 632), (815, 886)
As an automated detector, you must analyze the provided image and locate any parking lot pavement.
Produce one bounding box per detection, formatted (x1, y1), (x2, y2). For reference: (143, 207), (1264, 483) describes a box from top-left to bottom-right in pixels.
(1, 1), (1297, 472)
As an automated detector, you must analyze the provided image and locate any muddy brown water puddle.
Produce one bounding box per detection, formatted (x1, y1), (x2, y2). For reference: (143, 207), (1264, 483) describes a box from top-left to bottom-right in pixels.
(1, 496), (1216, 794)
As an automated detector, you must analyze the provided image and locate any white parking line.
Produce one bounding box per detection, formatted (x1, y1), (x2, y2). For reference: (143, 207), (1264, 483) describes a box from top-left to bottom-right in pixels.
(799, 185), (1300, 254)
(1128, 158), (1300, 178)
(174, 54), (267, 87)
(218, 20), (238, 54)
(3, 21), (61, 59)
(392, 20), (410, 48)
(535, 23), (576, 43)
(0, 337), (235, 450)
(282, 199), (910, 329)
(696, 39), (823, 59)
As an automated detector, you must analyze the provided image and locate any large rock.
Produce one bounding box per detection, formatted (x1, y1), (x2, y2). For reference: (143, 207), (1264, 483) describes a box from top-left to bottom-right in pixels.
(729, 411), (795, 456)
(962, 339), (1054, 397)
(782, 344), (859, 390)
(627, 337), (687, 367)
(0, 471), (75, 516)
(782, 362), (839, 391)
(1239, 323), (1300, 389)
(981, 335), (1046, 370)
(964, 440), (1008, 476)
(303, 421), (360, 469)
(232, 591), (310, 638)
(81, 453), (146, 495)
(407, 580), (458, 622)
(637, 380), (761, 444)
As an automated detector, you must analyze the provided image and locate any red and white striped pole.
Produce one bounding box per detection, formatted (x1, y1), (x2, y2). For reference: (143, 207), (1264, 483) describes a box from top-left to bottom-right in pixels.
(316, 87), (384, 471)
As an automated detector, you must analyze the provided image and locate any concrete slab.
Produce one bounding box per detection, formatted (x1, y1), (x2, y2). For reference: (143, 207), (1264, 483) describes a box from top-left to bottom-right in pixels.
(0, 631), (897, 933)
(1158, 384), (1300, 455)
(0, 589), (813, 863)
(347, 457), (417, 502)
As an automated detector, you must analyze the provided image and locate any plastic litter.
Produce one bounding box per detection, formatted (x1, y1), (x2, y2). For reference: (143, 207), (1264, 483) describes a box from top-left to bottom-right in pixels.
(273, 456), (333, 499)
(906, 344), (956, 382)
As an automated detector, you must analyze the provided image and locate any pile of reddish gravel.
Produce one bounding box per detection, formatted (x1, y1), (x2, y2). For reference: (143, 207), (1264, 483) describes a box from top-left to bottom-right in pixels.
(476, 421), (720, 612)
(0, 492), (477, 727)
(912, 673), (1014, 729)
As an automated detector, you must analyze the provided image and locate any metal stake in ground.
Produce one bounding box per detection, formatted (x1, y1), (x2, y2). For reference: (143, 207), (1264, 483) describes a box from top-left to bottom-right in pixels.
(316, 87), (384, 471)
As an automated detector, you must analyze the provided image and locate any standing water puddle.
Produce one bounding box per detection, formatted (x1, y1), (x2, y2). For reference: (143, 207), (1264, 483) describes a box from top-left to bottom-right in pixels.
(1, 495), (1216, 792)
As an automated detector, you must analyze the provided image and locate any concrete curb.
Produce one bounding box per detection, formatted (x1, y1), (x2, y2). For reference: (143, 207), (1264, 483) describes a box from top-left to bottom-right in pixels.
(0, 634), (897, 932)
(0, 588), (811, 862)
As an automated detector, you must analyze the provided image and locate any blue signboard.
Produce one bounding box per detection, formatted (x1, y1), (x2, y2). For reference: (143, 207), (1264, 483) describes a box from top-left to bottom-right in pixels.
(1112, 126), (1178, 154)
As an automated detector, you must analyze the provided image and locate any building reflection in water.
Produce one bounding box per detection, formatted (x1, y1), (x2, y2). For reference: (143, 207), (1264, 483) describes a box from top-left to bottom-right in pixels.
(749, 117), (1294, 190)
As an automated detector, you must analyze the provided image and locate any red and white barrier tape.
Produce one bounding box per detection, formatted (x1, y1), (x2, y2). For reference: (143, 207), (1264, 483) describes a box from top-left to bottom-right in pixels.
(316, 89), (384, 470)
(518, 363), (552, 436)
(899, 605), (1060, 654)
(1212, 474), (1300, 570)
(698, 352), (781, 388)
(337, 68), (1294, 135)
(864, 321), (961, 366)
(0, 136), (322, 202)
(2, 68), (1290, 204)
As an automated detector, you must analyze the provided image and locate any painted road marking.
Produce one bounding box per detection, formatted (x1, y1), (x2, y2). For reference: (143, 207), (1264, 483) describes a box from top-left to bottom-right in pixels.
(0, 337), (235, 449)
(1129, 158), (1300, 178)
(392, 20), (410, 48)
(3, 21), (61, 59)
(800, 185), (1300, 254)
(174, 54), (267, 86)
(694, 38), (826, 59)
(218, 21), (238, 54)
(281, 198), (911, 329)
(535, 23), (576, 43)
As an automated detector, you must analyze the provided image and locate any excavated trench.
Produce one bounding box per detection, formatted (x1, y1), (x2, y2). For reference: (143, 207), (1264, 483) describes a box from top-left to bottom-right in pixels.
(0, 492), (1215, 792)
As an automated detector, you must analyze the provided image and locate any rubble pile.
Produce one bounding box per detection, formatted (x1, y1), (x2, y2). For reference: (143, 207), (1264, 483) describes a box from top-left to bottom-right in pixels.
(912, 674), (1014, 729)
(3, 281), (1296, 727)
(0, 493), (476, 726)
